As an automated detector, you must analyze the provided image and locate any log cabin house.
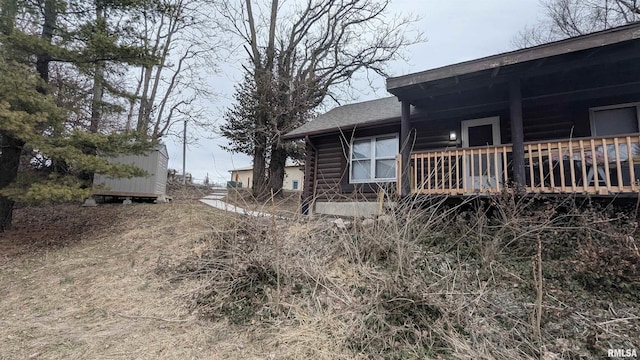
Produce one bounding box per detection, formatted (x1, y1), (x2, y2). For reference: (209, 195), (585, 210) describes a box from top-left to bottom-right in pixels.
(284, 23), (640, 216)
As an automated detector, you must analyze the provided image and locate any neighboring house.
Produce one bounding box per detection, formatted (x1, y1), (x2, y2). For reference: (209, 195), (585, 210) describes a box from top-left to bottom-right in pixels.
(229, 161), (304, 191)
(284, 23), (640, 216)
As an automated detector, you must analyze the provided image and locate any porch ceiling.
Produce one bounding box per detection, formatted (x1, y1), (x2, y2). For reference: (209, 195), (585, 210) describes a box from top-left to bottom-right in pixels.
(388, 23), (640, 111)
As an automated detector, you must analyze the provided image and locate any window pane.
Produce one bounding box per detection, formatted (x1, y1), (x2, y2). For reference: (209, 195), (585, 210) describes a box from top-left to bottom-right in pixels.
(468, 124), (494, 146)
(352, 160), (371, 181)
(593, 107), (638, 136)
(375, 159), (396, 179)
(352, 140), (371, 159)
(375, 136), (397, 157)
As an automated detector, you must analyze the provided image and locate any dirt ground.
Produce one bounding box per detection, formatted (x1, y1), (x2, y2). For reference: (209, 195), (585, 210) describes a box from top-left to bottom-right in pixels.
(0, 197), (271, 359)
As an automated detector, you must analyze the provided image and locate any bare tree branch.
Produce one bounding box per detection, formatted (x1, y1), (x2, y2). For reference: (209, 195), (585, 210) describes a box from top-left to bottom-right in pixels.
(514, 0), (639, 48)
(219, 0), (423, 195)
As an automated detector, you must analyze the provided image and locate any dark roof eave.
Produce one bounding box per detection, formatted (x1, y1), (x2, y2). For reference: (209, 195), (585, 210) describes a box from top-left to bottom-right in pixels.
(387, 22), (640, 92)
(283, 117), (401, 140)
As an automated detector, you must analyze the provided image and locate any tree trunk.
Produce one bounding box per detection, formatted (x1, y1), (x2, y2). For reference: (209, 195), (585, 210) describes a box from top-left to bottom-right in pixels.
(81, 1), (106, 184)
(90, 1), (105, 133)
(0, 133), (24, 232)
(38, 0), (69, 176)
(0, 0), (55, 231)
(136, 65), (153, 137)
(245, 0), (276, 200)
(90, 62), (104, 132)
(36, 0), (56, 83)
(252, 128), (268, 199)
(267, 144), (287, 195)
(0, 0), (16, 35)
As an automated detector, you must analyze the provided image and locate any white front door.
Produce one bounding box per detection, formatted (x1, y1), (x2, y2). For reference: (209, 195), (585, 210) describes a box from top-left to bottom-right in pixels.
(461, 117), (502, 190)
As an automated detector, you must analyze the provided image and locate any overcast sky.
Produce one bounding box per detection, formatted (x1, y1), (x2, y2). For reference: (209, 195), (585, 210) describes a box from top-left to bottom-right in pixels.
(164, 0), (545, 184)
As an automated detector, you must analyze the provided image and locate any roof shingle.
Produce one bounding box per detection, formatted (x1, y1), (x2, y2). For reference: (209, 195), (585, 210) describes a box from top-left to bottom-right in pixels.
(284, 96), (409, 139)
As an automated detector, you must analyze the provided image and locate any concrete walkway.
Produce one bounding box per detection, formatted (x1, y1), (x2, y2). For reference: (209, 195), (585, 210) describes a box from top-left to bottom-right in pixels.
(198, 188), (274, 217)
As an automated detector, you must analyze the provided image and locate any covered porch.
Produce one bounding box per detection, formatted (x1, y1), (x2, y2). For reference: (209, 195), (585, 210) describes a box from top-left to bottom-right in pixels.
(397, 134), (640, 196)
(387, 24), (640, 198)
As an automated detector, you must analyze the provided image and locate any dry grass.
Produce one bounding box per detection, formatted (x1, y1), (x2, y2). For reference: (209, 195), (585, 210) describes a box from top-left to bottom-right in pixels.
(223, 188), (302, 217)
(0, 190), (257, 359)
(1, 186), (639, 359)
(166, 192), (640, 359)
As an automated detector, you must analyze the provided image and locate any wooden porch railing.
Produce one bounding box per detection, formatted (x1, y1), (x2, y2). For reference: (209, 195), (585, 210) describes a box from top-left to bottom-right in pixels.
(403, 134), (640, 196)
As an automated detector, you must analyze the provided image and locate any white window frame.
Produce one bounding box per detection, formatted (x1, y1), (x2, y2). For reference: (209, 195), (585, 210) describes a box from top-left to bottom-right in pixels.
(589, 102), (640, 136)
(291, 179), (299, 190)
(460, 116), (501, 148)
(349, 133), (399, 184)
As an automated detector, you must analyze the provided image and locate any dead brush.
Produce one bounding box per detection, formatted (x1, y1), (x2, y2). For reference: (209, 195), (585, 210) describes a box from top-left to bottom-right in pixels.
(159, 190), (639, 359)
(344, 194), (464, 276)
(567, 203), (640, 296)
(326, 194), (482, 358)
(436, 193), (640, 358)
(338, 191), (639, 359)
(162, 215), (283, 324)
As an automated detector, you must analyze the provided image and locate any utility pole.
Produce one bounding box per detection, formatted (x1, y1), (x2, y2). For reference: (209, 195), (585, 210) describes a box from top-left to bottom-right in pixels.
(182, 120), (187, 185)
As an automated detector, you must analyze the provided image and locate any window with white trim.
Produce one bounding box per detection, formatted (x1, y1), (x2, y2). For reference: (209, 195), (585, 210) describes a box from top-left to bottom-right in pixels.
(590, 103), (640, 136)
(291, 180), (299, 190)
(349, 134), (398, 183)
(590, 103), (640, 161)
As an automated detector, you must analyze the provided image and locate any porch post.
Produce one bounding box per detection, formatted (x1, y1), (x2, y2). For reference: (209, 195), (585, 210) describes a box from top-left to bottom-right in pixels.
(301, 136), (316, 215)
(400, 100), (411, 196)
(510, 79), (526, 187)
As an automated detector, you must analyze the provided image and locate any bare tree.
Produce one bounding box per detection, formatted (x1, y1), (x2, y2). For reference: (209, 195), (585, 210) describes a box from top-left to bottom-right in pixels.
(219, 0), (422, 197)
(514, 0), (640, 48)
(128, 0), (222, 141)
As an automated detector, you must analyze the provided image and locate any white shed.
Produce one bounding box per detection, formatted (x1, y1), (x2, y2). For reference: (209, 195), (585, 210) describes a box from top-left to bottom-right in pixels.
(92, 144), (169, 200)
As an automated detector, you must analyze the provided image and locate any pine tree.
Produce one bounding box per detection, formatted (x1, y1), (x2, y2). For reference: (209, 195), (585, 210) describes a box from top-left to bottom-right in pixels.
(220, 72), (261, 156)
(0, 58), (150, 229)
(220, 70), (309, 197)
(0, 0), (154, 232)
(0, 0), (221, 231)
